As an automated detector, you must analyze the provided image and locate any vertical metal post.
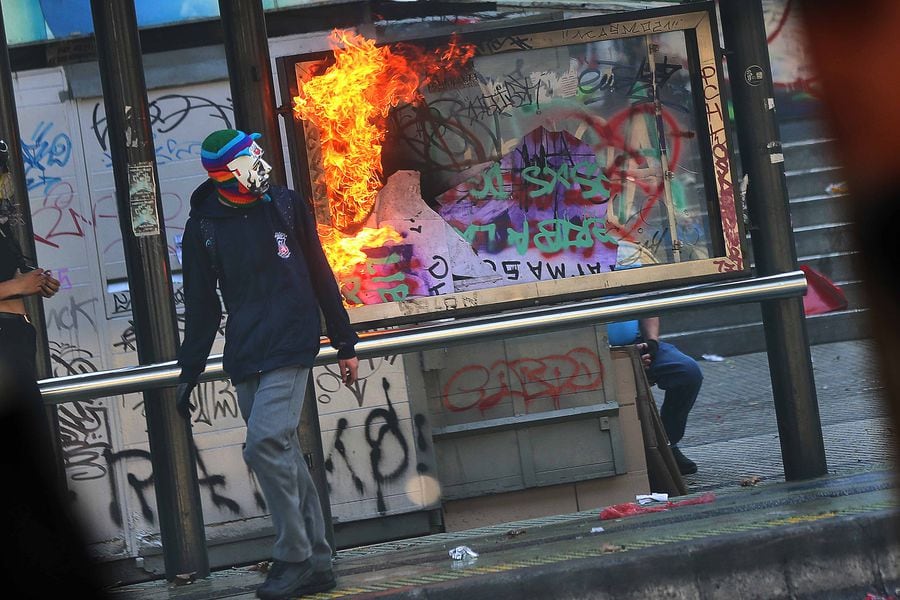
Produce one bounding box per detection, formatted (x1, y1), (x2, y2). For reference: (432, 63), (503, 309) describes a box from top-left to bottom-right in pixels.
(218, 0), (335, 551)
(719, 0), (827, 480)
(219, 0), (285, 183)
(0, 2), (68, 491)
(90, 0), (209, 579)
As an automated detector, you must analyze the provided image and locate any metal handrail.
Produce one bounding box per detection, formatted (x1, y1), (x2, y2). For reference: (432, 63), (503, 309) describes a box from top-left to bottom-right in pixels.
(38, 270), (808, 404)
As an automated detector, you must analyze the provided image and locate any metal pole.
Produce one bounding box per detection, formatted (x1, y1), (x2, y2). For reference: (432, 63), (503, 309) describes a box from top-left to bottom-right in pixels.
(218, 0), (333, 548)
(218, 0), (285, 183)
(38, 270), (809, 403)
(90, 0), (209, 579)
(0, 2), (68, 491)
(719, 0), (827, 480)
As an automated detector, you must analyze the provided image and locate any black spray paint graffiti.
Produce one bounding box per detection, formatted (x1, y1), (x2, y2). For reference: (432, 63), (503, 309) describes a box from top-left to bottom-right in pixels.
(50, 342), (112, 482)
(91, 94), (233, 158)
(102, 437), (244, 527)
(316, 355), (399, 408)
(323, 378), (433, 515)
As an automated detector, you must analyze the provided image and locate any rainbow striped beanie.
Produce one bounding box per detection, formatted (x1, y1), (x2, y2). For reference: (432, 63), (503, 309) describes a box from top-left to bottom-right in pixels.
(201, 129), (266, 207)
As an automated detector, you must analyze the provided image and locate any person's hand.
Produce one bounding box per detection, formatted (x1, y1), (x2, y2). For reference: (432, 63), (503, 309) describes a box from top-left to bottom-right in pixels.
(637, 339), (659, 370)
(176, 381), (196, 419)
(637, 343), (652, 369)
(338, 357), (358, 387)
(13, 268), (47, 296)
(39, 271), (60, 298)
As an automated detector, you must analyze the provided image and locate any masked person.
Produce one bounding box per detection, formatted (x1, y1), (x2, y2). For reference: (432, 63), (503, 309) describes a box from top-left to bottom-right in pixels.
(0, 139), (60, 399)
(177, 130), (359, 599)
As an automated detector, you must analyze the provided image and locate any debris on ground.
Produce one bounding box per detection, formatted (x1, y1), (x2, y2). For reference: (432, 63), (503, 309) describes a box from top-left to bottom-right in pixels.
(591, 527), (605, 534)
(505, 528), (526, 538)
(173, 572), (196, 586)
(741, 475), (763, 487)
(637, 493), (669, 505)
(248, 561), (271, 573)
(702, 354), (725, 362)
(449, 545), (479, 569)
(600, 492), (716, 520)
(826, 181), (849, 195)
(449, 545), (479, 561)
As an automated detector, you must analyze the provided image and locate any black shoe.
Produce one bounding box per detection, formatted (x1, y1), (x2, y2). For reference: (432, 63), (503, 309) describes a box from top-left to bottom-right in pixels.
(670, 446), (698, 475)
(300, 568), (337, 596)
(256, 560), (314, 600)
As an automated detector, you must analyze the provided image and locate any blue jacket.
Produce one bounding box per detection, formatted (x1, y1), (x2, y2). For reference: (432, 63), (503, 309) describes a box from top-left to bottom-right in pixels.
(177, 180), (358, 384)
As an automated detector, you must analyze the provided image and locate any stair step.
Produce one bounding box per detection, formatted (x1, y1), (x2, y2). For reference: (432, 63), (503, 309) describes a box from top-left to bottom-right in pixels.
(789, 192), (850, 228)
(777, 118), (835, 144)
(662, 308), (871, 358)
(793, 222), (856, 257)
(661, 279), (866, 334)
(782, 137), (840, 172)
(785, 165), (845, 199)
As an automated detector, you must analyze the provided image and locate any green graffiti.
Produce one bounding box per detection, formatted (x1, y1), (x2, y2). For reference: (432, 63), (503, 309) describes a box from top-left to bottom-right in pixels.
(457, 218), (615, 256)
(471, 160), (610, 201)
(521, 161), (610, 199)
(472, 163), (508, 200)
(531, 217), (615, 255)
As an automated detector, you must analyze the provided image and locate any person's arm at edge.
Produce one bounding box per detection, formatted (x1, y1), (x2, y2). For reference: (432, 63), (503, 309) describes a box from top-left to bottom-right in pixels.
(292, 190), (359, 383)
(177, 217), (222, 384)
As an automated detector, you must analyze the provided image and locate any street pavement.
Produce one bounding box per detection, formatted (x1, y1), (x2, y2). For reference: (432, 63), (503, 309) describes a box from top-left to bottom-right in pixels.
(109, 338), (899, 599)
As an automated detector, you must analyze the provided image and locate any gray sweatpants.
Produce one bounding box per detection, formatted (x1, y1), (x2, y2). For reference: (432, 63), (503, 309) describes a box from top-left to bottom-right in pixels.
(235, 366), (332, 569)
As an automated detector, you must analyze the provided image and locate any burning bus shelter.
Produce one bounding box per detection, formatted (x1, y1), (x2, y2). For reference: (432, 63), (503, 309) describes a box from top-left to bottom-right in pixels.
(277, 3), (747, 328)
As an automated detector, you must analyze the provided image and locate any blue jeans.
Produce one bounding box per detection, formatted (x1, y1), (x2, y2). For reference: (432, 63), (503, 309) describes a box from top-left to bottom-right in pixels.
(235, 366), (332, 569)
(646, 341), (703, 446)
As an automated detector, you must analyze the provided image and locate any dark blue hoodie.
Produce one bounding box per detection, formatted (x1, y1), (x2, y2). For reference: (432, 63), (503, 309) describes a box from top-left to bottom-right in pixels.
(177, 180), (358, 384)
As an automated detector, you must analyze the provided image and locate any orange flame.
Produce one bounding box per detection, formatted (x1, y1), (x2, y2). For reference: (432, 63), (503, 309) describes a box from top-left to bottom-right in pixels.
(293, 29), (475, 286)
(316, 223), (403, 278)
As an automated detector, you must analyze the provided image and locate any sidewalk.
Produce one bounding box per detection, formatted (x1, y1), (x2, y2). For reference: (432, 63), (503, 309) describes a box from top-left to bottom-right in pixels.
(108, 339), (899, 599)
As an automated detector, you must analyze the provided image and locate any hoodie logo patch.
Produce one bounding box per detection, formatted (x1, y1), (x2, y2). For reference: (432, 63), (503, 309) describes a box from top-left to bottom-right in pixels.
(274, 232), (291, 259)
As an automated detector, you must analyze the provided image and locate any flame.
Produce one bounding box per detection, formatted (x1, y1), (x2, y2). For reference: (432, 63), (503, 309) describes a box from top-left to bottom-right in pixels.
(293, 29), (475, 289)
(317, 223), (403, 278)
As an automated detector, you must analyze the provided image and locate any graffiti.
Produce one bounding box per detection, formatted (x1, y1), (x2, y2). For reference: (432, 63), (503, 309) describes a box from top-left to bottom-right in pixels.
(91, 94), (233, 155)
(457, 217), (615, 257)
(32, 182), (91, 249)
(60, 400), (111, 483)
(103, 439), (244, 527)
(478, 35), (533, 55)
(471, 161), (611, 201)
(442, 347), (605, 413)
(321, 369), (430, 515)
(21, 121), (72, 193)
(700, 65), (742, 272)
(324, 418), (365, 496)
(316, 355), (399, 408)
(190, 378), (240, 426)
(50, 342), (110, 483)
(365, 378), (410, 514)
(113, 321), (136, 352)
(48, 340), (98, 376)
(46, 295), (98, 333)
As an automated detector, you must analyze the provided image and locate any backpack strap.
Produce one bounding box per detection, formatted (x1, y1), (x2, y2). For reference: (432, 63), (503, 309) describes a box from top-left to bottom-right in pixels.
(198, 217), (219, 278)
(271, 187), (298, 236)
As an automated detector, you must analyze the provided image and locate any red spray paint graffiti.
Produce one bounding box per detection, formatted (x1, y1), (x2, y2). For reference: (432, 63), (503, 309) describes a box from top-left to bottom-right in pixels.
(441, 347), (605, 413)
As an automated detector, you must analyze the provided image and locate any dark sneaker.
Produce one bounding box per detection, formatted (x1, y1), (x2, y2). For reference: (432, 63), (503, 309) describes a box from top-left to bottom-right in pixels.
(300, 569), (337, 596)
(256, 560), (313, 600)
(670, 446), (698, 475)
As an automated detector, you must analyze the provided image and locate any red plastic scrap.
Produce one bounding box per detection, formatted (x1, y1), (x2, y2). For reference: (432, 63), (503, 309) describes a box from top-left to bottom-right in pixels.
(599, 492), (716, 520)
(865, 594), (897, 600)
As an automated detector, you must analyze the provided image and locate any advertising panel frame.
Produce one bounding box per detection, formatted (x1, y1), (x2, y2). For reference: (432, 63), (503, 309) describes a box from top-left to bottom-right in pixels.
(276, 1), (748, 328)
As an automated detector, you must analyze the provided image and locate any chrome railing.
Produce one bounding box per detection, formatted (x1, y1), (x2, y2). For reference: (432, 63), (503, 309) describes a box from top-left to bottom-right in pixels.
(38, 271), (808, 404)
